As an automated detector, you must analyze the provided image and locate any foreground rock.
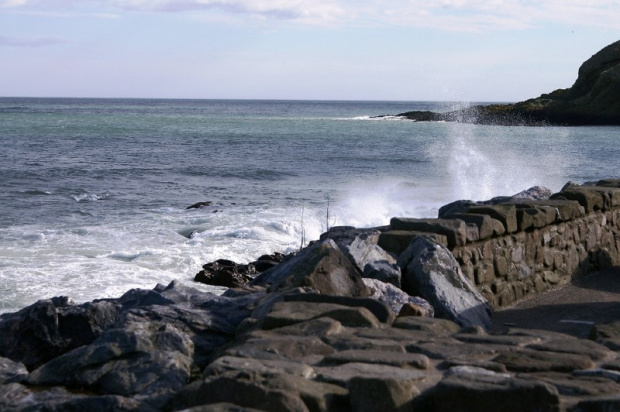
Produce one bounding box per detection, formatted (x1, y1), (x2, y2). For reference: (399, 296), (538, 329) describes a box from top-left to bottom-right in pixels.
(3, 180), (620, 410)
(398, 236), (492, 329)
(393, 40), (620, 126)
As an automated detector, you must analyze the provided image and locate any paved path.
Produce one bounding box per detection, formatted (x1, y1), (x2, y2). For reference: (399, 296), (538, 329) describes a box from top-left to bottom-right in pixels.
(490, 267), (620, 338)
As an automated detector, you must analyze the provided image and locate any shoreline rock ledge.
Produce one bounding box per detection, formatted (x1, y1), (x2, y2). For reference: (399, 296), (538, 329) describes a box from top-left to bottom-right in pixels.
(2, 181), (620, 411)
(392, 40), (620, 126)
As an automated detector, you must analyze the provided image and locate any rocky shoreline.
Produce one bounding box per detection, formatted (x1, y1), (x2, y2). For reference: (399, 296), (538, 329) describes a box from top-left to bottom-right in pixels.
(387, 40), (620, 126)
(1, 179), (620, 411)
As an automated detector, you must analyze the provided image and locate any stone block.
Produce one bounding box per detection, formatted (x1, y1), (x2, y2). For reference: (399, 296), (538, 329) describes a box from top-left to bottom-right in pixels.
(389, 218), (467, 248)
(551, 187), (605, 213)
(448, 213), (496, 240)
(378, 230), (448, 256)
(467, 205), (518, 234)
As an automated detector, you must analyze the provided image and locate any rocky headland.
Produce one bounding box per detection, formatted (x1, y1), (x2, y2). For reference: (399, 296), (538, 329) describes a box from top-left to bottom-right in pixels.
(393, 40), (620, 126)
(1, 179), (620, 411)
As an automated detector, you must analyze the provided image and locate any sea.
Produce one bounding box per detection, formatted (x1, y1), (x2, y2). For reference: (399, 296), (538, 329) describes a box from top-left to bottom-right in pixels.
(1, 97), (619, 314)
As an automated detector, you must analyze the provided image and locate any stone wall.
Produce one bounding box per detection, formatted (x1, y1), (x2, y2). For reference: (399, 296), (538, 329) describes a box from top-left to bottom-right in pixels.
(379, 179), (620, 309)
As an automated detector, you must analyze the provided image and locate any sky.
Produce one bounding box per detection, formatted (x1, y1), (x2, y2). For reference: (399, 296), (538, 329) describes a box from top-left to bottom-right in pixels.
(1, 0), (619, 102)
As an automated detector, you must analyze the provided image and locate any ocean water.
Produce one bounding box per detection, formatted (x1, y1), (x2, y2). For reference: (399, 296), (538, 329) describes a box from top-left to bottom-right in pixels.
(1, 97), (618, 313)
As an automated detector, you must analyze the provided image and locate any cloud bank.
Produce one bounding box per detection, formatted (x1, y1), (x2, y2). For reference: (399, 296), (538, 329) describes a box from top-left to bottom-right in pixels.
(2, 0), (619, 31)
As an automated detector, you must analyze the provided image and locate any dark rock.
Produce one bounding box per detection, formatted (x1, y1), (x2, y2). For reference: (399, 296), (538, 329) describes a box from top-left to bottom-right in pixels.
(572, 395), (620, 412)
(195, 259), (257, 288)
(0, 383), (155, 412)
(27, 318), (195, 409)
(186, 201), (212, 209)
(398, 237), (492, 329)
(363, 278), (434, 317)
(251, 239), (370, 297)
(0, 297), (120, 370)
(348, 376), (419, 412)
(413, 374), (561, 412)
(550, 187), (605, 213)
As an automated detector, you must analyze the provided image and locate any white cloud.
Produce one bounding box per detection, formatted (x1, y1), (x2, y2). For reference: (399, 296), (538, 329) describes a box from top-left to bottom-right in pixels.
(2, 0), (620, 31)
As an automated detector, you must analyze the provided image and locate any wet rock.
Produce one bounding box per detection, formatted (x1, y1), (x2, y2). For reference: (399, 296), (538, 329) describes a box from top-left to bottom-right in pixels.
(195, 259), (257, 288)
(398, 237), (492, 329)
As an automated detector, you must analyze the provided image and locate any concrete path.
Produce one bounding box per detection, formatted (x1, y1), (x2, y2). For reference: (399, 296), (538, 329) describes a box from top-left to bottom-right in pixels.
(491, 267), (620, 338)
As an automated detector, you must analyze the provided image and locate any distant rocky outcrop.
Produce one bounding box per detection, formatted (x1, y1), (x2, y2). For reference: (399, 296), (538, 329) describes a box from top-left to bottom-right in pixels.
(395, 40), (620, 125)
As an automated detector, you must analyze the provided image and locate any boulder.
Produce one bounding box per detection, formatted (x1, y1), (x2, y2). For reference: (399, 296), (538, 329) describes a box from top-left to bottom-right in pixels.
(397, 237), (492, 329)
(321, 226), (402, 288)
(27, 316), (195, 409)
(250, 239), (369, 297)
(348, 376), (419, 412)
(0, 297), (120, 370)
(362, 278), (434, 317)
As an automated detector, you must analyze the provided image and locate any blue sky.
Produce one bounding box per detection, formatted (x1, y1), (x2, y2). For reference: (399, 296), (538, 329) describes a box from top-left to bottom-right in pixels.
(1, 0), (619, 101)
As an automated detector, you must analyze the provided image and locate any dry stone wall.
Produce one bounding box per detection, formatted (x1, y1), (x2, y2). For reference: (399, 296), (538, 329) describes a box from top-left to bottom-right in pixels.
(380, 179), (620, 309)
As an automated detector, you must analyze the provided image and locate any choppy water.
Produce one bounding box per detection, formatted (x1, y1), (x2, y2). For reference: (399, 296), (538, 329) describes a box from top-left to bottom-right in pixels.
(1, 97), (618, 313)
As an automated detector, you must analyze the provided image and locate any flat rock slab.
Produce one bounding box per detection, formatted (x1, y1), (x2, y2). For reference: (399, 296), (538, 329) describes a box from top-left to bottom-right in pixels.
(316, 362), (426, 387)
(223, 335), (335, 361)
(323, 349), (430, 370)
(414, 374), (561, 412)
(262, 301), (381, 330)
(204, 356), (316, 379)
(493, 348), (595, 372)
(392, 316), (461, 335)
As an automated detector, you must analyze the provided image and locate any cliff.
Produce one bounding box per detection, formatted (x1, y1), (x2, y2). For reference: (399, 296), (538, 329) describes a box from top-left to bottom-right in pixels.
(398, 40), (620, 126)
